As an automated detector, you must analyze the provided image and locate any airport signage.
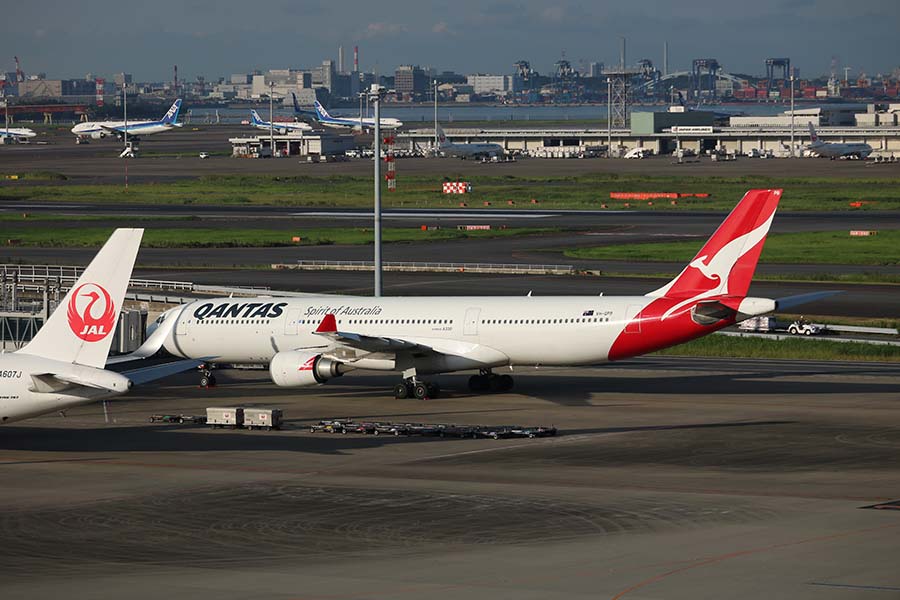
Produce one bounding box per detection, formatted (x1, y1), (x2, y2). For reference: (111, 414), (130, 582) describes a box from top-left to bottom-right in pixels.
(670, 126), (714, 134)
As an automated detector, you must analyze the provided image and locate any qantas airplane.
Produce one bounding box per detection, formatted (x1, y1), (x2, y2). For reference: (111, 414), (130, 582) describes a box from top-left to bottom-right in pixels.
(249, 109), (311, 134)
(0, 229), (198, 424)
(806, 123), (873, 159)
(71, 99), (183, 142)
(435, 125), (504, 159)
(151, 189), (830, 399)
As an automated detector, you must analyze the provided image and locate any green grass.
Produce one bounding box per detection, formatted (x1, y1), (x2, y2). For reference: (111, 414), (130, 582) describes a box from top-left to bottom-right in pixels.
(0, 226), (556, 248)
(566, 230), (900, 266)
(655, 334), (900, 362)
(3, 173), (900, 211)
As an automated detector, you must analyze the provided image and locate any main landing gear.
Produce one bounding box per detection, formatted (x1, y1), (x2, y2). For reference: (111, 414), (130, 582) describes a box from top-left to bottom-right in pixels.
(394, 378), (440, 400)
(198, 364), (217, 388)
(468, 369), (514, 393)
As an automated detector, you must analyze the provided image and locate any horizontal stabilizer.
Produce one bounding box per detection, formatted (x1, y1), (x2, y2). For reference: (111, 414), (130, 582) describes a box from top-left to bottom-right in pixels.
(774, 290), (842, 311)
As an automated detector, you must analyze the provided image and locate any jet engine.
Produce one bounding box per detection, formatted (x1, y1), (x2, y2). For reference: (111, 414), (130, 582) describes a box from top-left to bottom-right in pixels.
(269, 351), (348, 388)
(90, 131), (104, 140)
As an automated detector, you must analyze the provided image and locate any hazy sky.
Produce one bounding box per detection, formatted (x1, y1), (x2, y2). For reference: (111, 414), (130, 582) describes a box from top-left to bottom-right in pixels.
(4, 1), (899, 82)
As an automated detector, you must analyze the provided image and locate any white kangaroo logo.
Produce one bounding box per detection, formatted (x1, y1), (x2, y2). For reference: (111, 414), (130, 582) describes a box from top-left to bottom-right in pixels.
(660, 209), (776, 320)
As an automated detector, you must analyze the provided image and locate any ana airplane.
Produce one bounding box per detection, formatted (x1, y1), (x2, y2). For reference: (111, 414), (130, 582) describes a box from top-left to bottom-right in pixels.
(806, 123), (873, 159)
(152, 189), (833, 400)
(0, 127), (37, 141)
(300, 99), (402, 131)
(249, 109), (311, 134)
(71, 99), (183, 142)
(435, 125), (504, 159)
(0, 229), (199, 425)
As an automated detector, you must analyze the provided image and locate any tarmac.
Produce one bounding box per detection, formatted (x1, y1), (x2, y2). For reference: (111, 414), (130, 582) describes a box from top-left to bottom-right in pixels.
(2, 124), (900, 182)
(1, 356), (898, 599)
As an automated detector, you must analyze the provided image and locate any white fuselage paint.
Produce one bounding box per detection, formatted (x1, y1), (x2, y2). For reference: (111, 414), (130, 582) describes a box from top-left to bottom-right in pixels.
(162, 295), (651, 371)
(71, 120), (176, 138)
(0, 354), (115, 424)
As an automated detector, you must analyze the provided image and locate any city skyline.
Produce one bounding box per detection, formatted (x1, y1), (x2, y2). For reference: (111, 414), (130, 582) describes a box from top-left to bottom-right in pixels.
(3, 1), (899, 82)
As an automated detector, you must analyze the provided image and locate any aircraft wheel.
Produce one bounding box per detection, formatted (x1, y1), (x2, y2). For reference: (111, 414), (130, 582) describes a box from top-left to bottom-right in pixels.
(427, 383), (440, 399)
(468, 374), (489, 392)
(394, 382), (410, 399)
(498, 374), (514, 392)
(199, 375), (211, 388)
(413, 382), (430, 400)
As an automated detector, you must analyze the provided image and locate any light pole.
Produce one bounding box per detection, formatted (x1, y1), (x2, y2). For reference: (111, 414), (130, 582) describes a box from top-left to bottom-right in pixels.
(606, 77), (612, 157)
(369, 84), (386, 297)
(3, 99), (8, 140)
(122, 83), (128, 149)
(789, 73), (795, 158)
(433, 79), (438, 155)
(269, 82), (275, 158)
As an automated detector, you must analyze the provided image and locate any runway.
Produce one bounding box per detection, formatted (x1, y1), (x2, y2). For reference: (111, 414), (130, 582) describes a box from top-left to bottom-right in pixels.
(1, 356), (898, 599)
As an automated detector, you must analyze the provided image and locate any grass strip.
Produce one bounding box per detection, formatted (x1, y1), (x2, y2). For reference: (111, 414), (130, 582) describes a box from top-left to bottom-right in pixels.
(655, 334), (900, 362)
(3, 173), (900, 211)
(566, 230), (900, 266)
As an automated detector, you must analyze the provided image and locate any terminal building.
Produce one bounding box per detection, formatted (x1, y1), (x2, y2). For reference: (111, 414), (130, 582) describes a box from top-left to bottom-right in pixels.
(229, 132), (356, 159)
(399, 104), (900, 157)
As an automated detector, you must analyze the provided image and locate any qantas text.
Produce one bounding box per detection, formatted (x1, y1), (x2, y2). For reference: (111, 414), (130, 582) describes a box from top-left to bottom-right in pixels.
(193, 302), (288, 320)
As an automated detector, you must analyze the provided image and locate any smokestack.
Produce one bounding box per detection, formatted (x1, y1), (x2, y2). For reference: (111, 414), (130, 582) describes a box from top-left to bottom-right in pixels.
(338, 46), (344, 73)
(620, 38), (626, 70)
(663, 41), (668, 76)
(174, 64), (178, 93)
(354, 45), (359, 72)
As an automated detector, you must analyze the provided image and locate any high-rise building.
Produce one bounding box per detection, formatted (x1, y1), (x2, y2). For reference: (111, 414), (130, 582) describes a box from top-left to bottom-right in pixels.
(394, 65), (427, 99)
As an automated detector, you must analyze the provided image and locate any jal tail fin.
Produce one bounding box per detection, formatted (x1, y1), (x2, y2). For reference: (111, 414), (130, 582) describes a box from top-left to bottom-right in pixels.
(647, 189), (782, 300)
(314, 100), (331, 120)
(19, 229), (144, 368)
(808, 122), (818, 143)
(161, 99), (182, 125)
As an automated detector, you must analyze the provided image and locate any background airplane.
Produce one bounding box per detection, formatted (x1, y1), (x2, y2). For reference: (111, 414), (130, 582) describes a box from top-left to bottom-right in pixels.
(1, 127), (37, 141)
(249, 109), (311, 134)
(71, 99), (183, 142)
(0, 229), (199, 425)
(151, 189), (833, 400)
(297, 98), (402, 130)
(435, 125), (504, 159)
(805, 123), (873, 159)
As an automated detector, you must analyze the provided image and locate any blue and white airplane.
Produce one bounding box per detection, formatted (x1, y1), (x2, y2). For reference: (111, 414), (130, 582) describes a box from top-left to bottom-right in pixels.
(71, 99), (183, 142)
(249, 109), (311, 134)
(292, 93), (402, 130)
(0, 127), (37, 141)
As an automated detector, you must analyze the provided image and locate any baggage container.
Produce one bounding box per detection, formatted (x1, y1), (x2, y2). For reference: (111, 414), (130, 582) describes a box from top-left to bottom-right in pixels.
(207, 407), (243, 429)
(244, 408), (283, 430)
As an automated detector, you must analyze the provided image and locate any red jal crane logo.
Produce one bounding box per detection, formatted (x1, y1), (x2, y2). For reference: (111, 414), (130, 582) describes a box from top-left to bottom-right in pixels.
(67, 283), (116, 342)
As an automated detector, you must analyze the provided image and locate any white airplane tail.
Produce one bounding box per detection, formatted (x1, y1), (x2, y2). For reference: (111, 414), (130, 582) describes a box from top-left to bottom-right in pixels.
(807, 122), (819, 143)
(19, 229), (144, 368)
(436, 124), (448, 147)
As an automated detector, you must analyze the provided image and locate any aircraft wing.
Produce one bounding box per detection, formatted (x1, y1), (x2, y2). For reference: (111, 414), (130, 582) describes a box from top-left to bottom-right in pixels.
(312, 314), (428, 354)
(308, 314), (508, 367)
(122, 359), (205, 385)
(106, 309), (181, 364)
(98, 124), (124, 134)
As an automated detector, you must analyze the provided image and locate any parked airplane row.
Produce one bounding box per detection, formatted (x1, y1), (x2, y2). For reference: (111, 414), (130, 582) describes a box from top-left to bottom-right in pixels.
(0, 189), (835, 423)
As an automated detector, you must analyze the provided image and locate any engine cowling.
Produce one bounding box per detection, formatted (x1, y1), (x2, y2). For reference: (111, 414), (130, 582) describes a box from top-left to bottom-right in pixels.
(269, 351), (346, 388)
(90, 131), (104, 140)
